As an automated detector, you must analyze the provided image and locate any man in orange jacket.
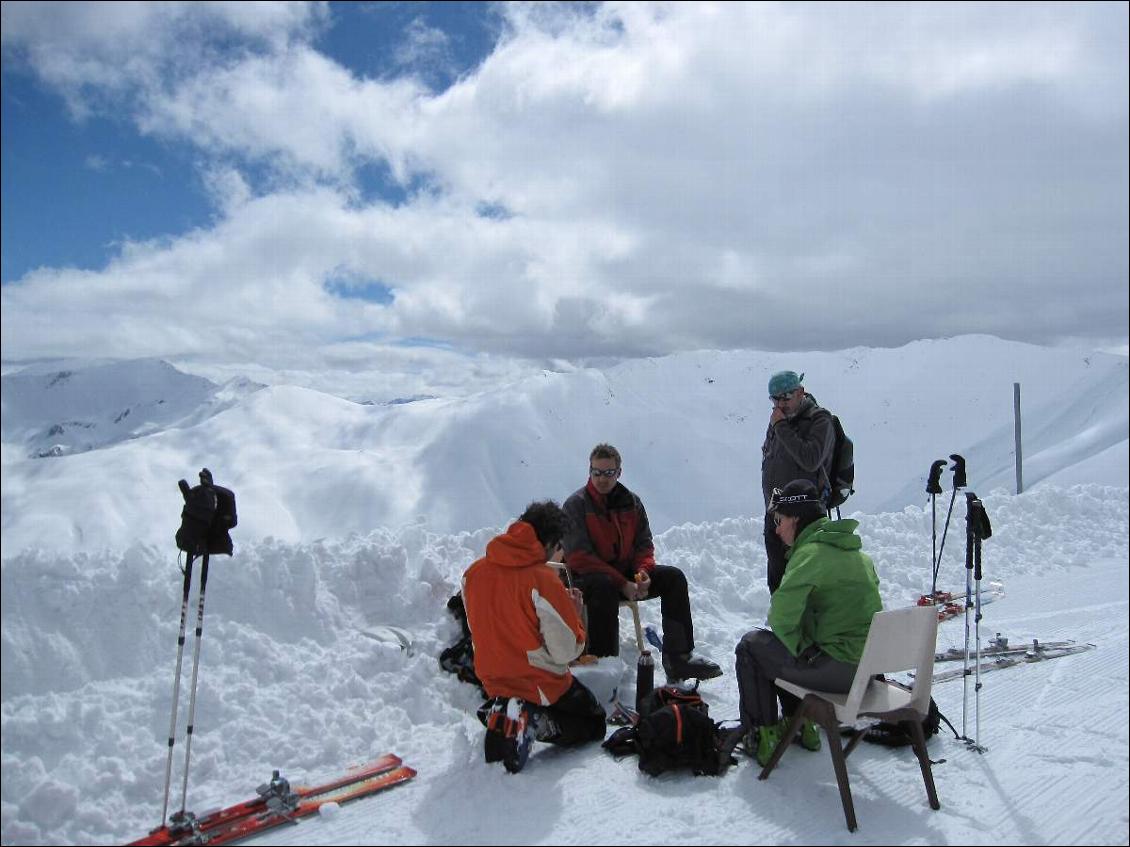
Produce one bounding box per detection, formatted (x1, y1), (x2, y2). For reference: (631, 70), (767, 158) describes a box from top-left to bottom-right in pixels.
(463, 500), (607, 773)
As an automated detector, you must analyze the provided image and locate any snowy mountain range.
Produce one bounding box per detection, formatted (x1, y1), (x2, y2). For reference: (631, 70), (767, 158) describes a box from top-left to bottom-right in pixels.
(1, 358), (263, 460)
(2, 335), (1127, 554)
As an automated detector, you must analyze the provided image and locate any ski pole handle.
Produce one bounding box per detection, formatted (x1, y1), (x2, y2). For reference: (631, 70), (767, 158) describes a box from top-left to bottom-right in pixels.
(965, 498), (975, 572)
(949, 454), (967, 489)
(927, 460), (946, 494)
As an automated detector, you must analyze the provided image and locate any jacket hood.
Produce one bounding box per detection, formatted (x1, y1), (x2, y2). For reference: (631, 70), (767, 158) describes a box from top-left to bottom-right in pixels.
(793, 517), (863, 552)
(484, 520), (546, 568)
(787, 393), (819, 421)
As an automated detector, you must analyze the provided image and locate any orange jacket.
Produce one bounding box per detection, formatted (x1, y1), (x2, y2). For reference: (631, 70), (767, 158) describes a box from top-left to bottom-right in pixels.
(462, 521), (586, 705)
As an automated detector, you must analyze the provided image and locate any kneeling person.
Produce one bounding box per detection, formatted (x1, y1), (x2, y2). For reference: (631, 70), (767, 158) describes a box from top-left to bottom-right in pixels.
(463, 500), (607, 773)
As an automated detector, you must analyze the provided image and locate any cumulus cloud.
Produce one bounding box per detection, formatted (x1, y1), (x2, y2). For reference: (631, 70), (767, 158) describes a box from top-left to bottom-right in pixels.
(1, 1), (1126, 377)
(1, 1), (325, 116)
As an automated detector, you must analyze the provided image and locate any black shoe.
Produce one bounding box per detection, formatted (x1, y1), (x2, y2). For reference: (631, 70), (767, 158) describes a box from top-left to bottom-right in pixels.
(530, 710), (560, 743)
(717, 722), (745, 753)
(662, 651), (723, 681)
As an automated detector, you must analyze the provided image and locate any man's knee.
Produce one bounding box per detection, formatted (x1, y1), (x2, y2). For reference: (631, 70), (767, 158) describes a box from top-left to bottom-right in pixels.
(581, 574), (620, 609)
(736, 628), (776, 659)
(651, 564), (688, 595)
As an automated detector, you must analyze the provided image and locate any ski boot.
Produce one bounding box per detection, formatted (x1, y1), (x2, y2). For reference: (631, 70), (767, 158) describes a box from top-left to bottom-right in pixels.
(483, 697), (535, 773)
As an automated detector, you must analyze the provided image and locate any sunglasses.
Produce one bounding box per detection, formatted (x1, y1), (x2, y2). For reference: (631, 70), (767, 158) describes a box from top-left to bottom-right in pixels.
(590, 467), (621, 478)
(770, 390), (797, 403)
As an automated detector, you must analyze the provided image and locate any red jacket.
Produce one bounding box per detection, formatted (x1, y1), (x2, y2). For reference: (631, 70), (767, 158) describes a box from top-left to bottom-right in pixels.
(462, 521), (586, 705)
(562, 480), (657, 586)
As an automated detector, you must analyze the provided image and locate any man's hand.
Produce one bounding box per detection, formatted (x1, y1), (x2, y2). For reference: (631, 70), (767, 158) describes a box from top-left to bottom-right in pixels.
(634, 571), (651, 600)
(620, 581), (640, 601)
(770, 407), (786, 425)
(567, 587), (584, 616)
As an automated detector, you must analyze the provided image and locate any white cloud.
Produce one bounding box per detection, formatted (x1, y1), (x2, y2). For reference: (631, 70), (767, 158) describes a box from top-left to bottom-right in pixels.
(1, 1), (325, 117)
(2, 1), (1126, 371)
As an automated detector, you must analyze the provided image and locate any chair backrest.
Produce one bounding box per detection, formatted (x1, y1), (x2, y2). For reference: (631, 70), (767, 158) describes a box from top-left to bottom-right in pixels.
(839, 605), (938, 721)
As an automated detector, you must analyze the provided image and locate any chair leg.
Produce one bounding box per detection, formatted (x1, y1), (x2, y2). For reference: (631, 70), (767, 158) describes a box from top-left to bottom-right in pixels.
(757, 703), (807, 780)
(759, 695), (857, 831)
(906, 717), (941, 811)
(818, 701), (858, 833)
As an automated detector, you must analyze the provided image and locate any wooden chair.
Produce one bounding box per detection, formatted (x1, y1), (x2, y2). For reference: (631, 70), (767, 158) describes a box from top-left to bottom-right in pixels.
(757, 605), (941, 832)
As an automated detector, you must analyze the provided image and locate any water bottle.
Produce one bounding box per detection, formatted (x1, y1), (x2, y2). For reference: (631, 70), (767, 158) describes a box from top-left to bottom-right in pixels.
(635, 650), (655, 714)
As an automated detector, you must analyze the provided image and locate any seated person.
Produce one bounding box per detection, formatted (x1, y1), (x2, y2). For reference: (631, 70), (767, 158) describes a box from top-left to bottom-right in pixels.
(462, 500), (607, 773)
(726, 479), (883, 765)
(562, 443), (722, 682)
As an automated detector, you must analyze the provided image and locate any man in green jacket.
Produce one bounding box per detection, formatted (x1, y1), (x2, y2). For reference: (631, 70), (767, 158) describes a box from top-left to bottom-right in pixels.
(727, 479), (882, 766)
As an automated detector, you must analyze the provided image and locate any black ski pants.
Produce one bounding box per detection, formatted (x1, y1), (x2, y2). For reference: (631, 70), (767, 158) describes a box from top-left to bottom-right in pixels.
(476, 677), (606, 746)
(734, 628), (856, 728)
(541, 678), (607, 746)
(572, 564), (694, 658)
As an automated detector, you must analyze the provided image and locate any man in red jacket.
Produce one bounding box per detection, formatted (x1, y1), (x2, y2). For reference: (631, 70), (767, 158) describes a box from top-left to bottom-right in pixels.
(463, 500), (607, 773)
(562, 444), (722, 682)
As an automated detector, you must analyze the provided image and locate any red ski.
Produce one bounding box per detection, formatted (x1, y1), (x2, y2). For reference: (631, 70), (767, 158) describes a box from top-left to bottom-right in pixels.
(917, 581), (1004, 621)
(130, 753), (407, 846)
(201, 764), (416, 845)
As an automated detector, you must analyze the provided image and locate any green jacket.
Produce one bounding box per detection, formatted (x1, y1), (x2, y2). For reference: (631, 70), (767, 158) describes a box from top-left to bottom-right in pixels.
(768, 517), (882, 665)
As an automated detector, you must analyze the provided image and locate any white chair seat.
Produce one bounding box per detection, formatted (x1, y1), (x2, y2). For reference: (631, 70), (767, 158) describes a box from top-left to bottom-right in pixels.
(777, 677), (915, 722)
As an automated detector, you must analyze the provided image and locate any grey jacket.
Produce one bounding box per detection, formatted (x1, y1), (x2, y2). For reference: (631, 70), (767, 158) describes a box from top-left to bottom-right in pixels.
(760, 393), (835, 509)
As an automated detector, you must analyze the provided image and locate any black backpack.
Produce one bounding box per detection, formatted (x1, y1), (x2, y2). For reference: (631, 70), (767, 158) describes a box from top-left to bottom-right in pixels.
(602, 686), (724, 776)
(824, 413), (855, 509)
(861, 697), (957, 747)
(439, 593), (486, 696)
(175, 468), (238, 556)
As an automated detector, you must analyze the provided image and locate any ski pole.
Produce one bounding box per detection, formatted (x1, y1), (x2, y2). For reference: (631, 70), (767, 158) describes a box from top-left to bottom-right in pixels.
(961, 504), (973, 742)
(967, 493), (992, 753)
(927, 459), (946, 597)
(176, 554), (211, 817)
(159, 554), (195, 828)
(935, 454), (966, 582)
(974, 542), (983, 750)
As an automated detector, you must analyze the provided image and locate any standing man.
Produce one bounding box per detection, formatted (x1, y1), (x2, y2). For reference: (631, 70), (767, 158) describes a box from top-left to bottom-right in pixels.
(463, 500), (607, 774)
(562, 443), (722, 682)
(761, 370), (835, 593)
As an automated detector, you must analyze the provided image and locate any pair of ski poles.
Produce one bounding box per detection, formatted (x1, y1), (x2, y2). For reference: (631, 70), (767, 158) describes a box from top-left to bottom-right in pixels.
(925, 455), (994, 751)
(926, 453), (966, 600)
(158, 550), (212, 830)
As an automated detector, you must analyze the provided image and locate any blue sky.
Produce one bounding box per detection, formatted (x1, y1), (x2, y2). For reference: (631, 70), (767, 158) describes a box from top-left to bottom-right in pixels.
(2, 2), (500, 285)
(1, 2), (1127, 394)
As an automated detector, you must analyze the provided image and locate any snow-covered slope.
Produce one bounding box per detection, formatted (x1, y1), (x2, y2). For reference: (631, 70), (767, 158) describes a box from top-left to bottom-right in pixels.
(2, 337), (1128, 846)
(1, 487), (1126, 845)
(1, 337), (1126, 553)
(0, 358), (262, 458)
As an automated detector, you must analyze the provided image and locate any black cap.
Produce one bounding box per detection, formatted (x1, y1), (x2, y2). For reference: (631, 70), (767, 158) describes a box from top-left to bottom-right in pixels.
(769, 479), (823, 516)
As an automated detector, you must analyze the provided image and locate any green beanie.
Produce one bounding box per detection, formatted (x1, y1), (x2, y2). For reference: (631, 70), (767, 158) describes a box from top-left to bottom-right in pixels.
(768, 370), (804, 397)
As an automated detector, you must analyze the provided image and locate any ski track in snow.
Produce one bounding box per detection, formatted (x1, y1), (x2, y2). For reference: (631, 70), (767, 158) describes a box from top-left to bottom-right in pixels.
(2, 485), (1128, 845)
